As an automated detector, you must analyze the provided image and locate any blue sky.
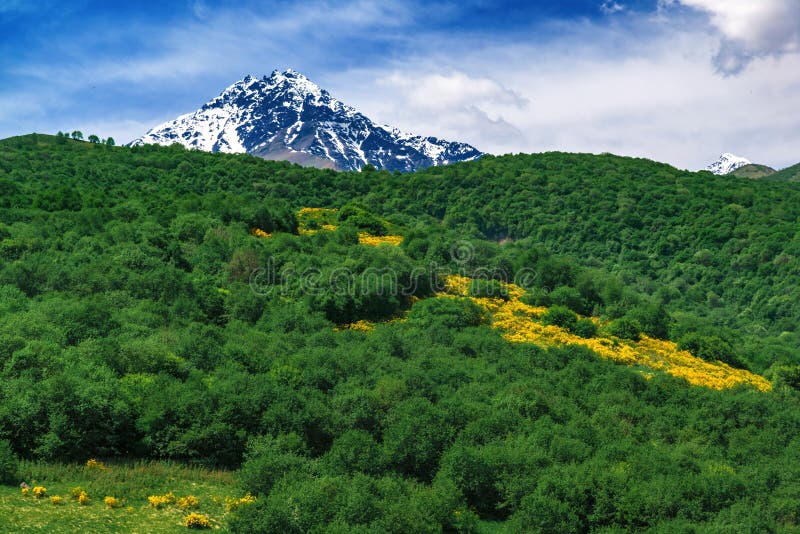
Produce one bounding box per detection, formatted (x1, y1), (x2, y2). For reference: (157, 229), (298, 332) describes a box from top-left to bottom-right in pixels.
(1, 0), (799, 169)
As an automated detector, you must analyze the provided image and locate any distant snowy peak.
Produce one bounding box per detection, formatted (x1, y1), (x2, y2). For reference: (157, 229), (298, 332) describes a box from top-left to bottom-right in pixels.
(129, 69), (483, 172)
(707, 153), (751, 175)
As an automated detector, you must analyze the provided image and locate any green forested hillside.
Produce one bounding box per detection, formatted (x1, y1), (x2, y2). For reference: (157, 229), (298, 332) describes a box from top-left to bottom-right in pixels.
(767, 161), (800, 182)
(1, 134), (799, 532)
(729, 163), (776, 179)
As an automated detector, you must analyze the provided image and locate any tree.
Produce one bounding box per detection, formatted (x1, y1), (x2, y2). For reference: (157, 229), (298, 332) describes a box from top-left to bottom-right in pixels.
(87, 135), (100, 144)
(105, 137), (115, 146)
(70, 131), (83, 141)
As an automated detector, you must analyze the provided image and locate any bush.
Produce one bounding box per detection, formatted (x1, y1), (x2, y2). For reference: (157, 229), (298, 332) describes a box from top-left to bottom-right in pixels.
(408, 297), (486, 329)
(520, 287), (551, 307)
(549, 286), (587, 314)
(541, 306), (578, 331)
(467, 279), (509, 300)
(607, 317), (641, 341)
(573, 318), (598, 339)
(238, 434), (308, 496)
(0, 440), (18, 485)
(678, 333), (745, 368)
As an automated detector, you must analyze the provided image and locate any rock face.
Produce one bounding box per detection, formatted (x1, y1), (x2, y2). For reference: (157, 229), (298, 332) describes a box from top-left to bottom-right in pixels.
(706, 153), (751, 175)
(129, 69), (483, 171)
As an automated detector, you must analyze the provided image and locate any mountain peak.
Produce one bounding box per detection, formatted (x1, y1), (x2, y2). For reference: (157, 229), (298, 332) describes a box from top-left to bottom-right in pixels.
(707, 153), (751, 175)
(129, 69), (483, 171)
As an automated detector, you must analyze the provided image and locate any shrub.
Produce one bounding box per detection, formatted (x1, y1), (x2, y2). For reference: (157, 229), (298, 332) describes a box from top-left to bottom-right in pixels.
(0, 440), (18, 485)
(225, 493), (256, 512)
(177, 495), (200, 509)
(549, 286), (586, 314)
(408, 297), (487, 329)
(520, 287), (551, 307)
(51, 495), (63, 505)
(573, 318), (598, 339)
(104, 496), (122, 508)
(78, 491), (90, 505)
(607, 317), (642, 341)
(184, 512), (212, 529)
(323, 429), (384, 475)
(238, 434), (308, 496)
(32, 486), (47, 499)
(148, 492), (176, 508)
(86, 458), (107, 471)
(541, 306), (578, 331)
(678, 333), (745, 368)
(467, 279), (509, 300)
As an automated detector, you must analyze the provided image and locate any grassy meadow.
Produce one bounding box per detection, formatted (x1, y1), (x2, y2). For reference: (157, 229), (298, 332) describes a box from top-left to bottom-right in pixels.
(1, 460), (240, 532)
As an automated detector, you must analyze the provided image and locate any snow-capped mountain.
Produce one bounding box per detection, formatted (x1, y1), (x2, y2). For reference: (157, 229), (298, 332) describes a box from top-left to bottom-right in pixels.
(706, 153), (751, 175)
(129, 69), (483, 172)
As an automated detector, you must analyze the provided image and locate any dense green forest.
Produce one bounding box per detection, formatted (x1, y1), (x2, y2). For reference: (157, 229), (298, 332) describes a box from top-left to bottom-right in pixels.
(1, 134), (799, 532)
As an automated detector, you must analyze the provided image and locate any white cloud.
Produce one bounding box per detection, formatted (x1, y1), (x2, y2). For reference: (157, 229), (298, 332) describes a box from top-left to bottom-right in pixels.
(668, 0), (800, 74)
(329, 19), (800, 170)
(3, 1), (799, 171)
(600, 1), (625, 15)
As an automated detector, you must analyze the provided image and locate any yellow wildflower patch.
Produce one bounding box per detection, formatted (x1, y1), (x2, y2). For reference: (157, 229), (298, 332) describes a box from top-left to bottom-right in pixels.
(85, 458), (107, 470)
(443, 274), (472, 296)
(298, 207), (338, 217)
(438, 275), (771, 392)
(148, 492), (176, 509)
(184, 512), (212, 529)
(357, 233), (404, 246)
(78, 491), (90, 505)
(104, 496), (122, 508)
(177, 495), (200, 509)
(225, 493), (256, 512)
(339, 320), (376, 332)
(297, 207), (339, 234)
(50, 495), (62, 505)
(250, 228), (271, 238)
(32, 486), (47, 499)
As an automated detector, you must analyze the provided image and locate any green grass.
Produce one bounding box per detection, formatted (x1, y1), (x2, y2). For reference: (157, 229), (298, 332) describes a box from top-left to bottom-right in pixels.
(1, 460), (240, 532)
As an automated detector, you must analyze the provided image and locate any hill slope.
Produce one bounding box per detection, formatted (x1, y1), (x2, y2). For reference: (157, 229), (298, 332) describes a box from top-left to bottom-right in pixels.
(1, 134), (800, 532)
(729, 163), (776, 179)
(767, 161), (800, 182)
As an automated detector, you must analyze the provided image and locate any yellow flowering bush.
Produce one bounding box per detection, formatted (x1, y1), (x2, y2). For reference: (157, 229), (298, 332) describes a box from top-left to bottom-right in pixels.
(20, 487), (29, 496)
(357, 232), (403, 246)
(85, 458), (107, 470)
(177, 495), (199, 509)
(78, 491), (90, 505)
(225, 493), (256, 512)
(32, 486), (47, 499)
(437, 274), (772, 392)
(104, 496), (122, 508)
(184, 512), (212, 529)
(339, 320), (376, 332)
(297, 207), (339, 234)
(50, 495), (62, 505)
(70, 486), (85, 500)
(148, 492), (176, 508)
(250, 228), (272, 238)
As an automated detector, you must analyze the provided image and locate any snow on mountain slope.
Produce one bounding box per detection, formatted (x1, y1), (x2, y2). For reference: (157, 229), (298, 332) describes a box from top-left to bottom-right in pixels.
(129, 69), (483, 172)
(707, 153), (751, 175)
